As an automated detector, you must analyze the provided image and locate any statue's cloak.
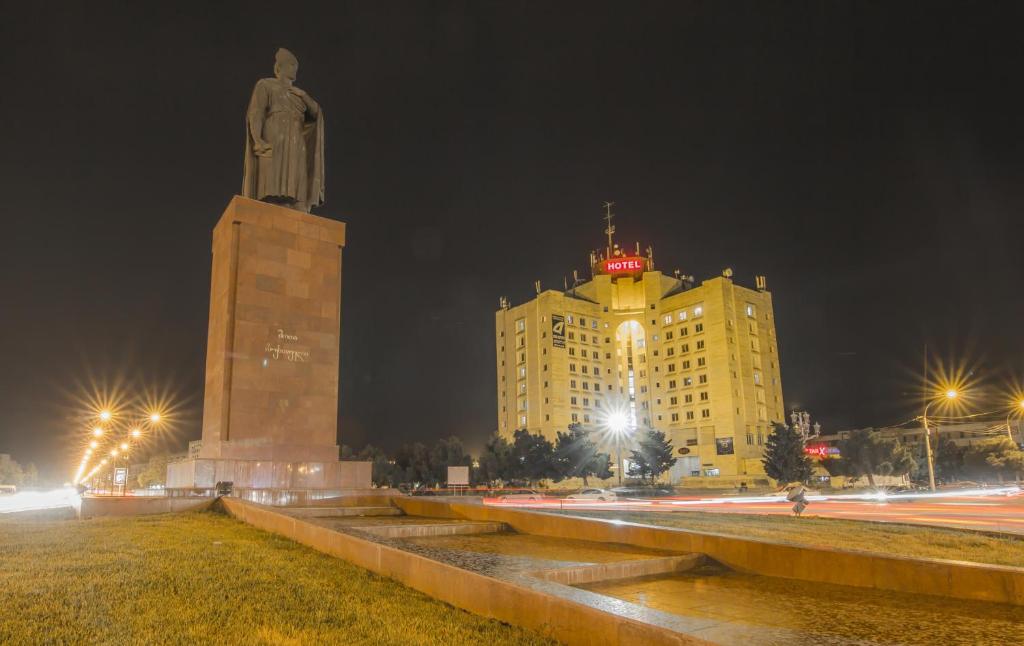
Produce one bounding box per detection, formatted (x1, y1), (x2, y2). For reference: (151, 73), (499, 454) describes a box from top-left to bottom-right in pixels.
(242, 78), (325, 209)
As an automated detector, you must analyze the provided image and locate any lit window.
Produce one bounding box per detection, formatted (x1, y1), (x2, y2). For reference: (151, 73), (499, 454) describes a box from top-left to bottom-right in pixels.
(683, 377), (693, 386)
(516, 319), (525, 332)
(678, 310), (687, 321)
(519, 415), (527, 426)
(567, 314), (574, 325)
(518, 367), (526, 378)
(694, 305), (703, 317)
(746, 304), (755, 318)
(663, 315), (673, 325)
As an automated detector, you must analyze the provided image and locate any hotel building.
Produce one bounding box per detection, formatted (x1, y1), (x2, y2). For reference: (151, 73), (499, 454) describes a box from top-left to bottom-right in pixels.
(494, 222), (785, 484)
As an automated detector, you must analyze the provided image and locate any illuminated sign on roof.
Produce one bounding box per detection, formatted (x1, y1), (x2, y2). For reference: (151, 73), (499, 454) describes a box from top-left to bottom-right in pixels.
(602, 257), (644, 274)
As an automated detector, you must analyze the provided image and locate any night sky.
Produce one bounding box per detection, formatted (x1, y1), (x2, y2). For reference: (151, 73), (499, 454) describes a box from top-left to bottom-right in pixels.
(3, 2), (1023, 480)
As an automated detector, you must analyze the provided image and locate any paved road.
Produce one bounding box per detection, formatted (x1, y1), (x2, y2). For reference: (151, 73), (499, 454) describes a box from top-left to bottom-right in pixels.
(486, 488), (1024, 534)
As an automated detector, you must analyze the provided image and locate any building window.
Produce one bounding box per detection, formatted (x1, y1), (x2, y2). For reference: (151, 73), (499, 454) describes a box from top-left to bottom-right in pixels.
(695, 323), (704, 333)
(681, 343), (689, 353)
(697, 357), (706, 367)
(699, 391), (709, 401)
(663, 314), (673, 325)
(680, 327), (688, 337)
(684, 393), (693, 403)
(570, 379), (577, 388)
(701, 408), (710, 418)
(694, 305), (703, 317)
(670, 396), (678, 405)
(666, 347), (675, 357)
(519, 415), (527, 426)
(584, 414), (590, 423)
(592, 320), (598, 329)
(698, 374), (707, 384)
(678, 310), (688, 321)
(671, 413), (679, 422)
(516, 319), (525, 332)
(518, 367), (526, 379)
(681, 360), (690, 370)
(683, 377), (693, 386)
(696, 340), (705, 350)
(668, 379), (677, 389)
(686, 411), (695, 420)
(519, 383), (527, 394)
(746, 304), (755, 318)
(567, 314), (574, 324)
(571, 413), (578, 422)
(746, 432), (754, 445)
(667, 363), (676, 373)
(571, 396), (577, 405)
(580, 318), (586, 327)
(753, 371), (762, 385)
(583, 382), (590, 390)
(686, 438), (698, 446)
(757, 432), (764, 446)
(569, 363), (577, 372)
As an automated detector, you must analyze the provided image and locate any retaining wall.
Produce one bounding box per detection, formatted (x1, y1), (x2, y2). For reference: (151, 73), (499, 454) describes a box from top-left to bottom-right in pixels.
(78, 495), (213, 519)
(220, 497), (705, 646)
(395, 497), (1024, 607)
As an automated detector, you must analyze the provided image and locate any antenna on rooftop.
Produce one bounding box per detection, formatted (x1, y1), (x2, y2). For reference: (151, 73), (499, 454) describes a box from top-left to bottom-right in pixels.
(603, 201), (616, 257)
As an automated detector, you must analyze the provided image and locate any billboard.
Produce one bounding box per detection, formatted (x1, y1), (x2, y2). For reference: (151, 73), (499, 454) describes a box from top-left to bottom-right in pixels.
(601, 257), (644, 274)
(551, 314), (566, 348)
(447, 466), (469, 486)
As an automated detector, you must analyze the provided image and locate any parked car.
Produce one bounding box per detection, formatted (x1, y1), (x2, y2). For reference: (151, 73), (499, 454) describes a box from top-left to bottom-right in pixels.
(610, 486), (672, 499)
(499, 489), (545, 501)
(566, 488), (618, 501)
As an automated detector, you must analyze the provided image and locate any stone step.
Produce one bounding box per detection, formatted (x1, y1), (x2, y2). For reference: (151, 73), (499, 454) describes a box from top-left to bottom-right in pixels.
(530, 553), (705, 586)
(285, 506), (402, 518)
(359, 521), (508, 539)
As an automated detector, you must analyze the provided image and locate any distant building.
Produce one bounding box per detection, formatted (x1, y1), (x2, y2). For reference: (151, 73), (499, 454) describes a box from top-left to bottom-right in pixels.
(495, 217), (785, 484)
(818, 421), (1020, 453)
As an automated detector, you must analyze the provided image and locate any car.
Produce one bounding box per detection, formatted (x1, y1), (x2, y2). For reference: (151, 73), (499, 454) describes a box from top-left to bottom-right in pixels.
(566, 488), (618, 501)
(498, 489), (545, 501)
(610, 486), (672, 498)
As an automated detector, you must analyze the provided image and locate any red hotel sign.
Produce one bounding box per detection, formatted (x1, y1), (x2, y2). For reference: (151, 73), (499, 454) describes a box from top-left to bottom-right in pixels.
(602, 257), (644, 274)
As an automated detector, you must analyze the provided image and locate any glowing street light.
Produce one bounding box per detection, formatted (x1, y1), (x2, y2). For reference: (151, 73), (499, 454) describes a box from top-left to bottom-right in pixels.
(92, 427), (104, 437)
(131, 428), (141, 438)
(89, 440), (98, 449)
(119, 442), (129, 451)
(110, 449), (119, 457)
(149, 412), (161, 424)
(600, 407), (633, 486)
(1006, 399), (1024, 441)
(923, 388), (959, 492)
(99, 410), (112, 422)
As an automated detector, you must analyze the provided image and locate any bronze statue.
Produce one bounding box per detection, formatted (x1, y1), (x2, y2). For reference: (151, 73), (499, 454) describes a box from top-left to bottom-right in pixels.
(242, 48), (325, 212)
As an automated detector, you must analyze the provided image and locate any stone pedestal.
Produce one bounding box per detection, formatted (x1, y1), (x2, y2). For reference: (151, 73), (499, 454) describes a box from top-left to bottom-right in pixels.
(174, 196), (353, 489)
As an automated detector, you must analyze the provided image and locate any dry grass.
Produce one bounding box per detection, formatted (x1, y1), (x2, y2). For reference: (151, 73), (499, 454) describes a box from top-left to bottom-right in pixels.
(559, 510), (1024, 567)
(0, 510), (553, 646)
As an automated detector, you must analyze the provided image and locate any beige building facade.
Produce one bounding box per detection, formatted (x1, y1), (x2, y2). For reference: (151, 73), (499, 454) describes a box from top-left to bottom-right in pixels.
(495, 238), (785, 484)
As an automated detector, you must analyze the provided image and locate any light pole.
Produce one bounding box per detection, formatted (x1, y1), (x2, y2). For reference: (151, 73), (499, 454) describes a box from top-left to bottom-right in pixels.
(1006, 400), (1024, 442)
(608, 411), (629, 486)
(922, 389), (958, 492)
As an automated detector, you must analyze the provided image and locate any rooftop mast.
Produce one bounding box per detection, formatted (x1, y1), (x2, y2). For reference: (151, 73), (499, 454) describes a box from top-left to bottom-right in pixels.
(603, 201), (616, 258)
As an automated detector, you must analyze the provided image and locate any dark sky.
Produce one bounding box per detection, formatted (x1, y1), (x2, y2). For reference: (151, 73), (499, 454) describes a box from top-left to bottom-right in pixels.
(3, 2), (1024, 480)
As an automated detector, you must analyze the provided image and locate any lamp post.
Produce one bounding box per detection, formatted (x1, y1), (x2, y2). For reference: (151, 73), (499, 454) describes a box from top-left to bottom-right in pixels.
(607, 411), (630, 486)
(922, 389), (957, 492)
(1007, 400), (1024, 442)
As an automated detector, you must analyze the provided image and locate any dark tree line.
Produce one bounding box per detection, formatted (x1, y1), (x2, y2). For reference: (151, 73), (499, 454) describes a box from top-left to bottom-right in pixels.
(348, 424), (679, 488)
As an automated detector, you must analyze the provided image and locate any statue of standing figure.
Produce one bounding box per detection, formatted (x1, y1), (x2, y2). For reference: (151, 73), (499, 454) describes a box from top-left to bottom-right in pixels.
(242, 48), (325, 212)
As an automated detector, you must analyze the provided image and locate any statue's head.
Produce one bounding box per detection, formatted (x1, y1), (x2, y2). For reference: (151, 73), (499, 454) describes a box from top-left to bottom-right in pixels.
(274, 48), (299, 82)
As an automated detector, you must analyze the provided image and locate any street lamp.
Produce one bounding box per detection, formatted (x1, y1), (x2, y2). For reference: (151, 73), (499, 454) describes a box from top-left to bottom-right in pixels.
(1007, 400), (1024, 441)
(607, 411), (630, 486)
(922, 388), (958, 491)
(99, 410), (112, 422)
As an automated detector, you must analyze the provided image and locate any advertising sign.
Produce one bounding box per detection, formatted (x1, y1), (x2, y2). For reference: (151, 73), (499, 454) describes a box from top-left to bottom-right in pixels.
(602, 257), (644, 274)
(447, 466), (469, 486)
(715, 437), (734, 455)
(551, 314), (566, 349)
(113, 467), (128, 486)
(804, 444), (840, 458)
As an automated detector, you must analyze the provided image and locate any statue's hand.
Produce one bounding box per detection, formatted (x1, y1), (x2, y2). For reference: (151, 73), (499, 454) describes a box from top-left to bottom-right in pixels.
(253, 140), (273, 157)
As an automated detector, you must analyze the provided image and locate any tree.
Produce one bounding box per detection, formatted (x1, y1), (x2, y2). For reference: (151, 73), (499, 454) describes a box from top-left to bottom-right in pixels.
(394, 442), (433, 486)
(762, 422), (813, 485)
(835, 429), (916, 487)
(626, 429), (677, 485)
(510, 429), (558, 486)
(477, 434), (514, 485)
(429, 436), (472, 485)
(357, 445), (398, 487)
(964, 438), (1024, 483)
(553, 425), (613, 486)
(137, 454), (169, 488)
(935, 439), (965, 482)
(0, 455), (25, 486)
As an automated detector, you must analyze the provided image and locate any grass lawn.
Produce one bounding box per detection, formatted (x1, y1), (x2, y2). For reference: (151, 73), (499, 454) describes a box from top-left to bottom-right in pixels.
(558, 510), (1024, 567)
(0, 510), (552, 646)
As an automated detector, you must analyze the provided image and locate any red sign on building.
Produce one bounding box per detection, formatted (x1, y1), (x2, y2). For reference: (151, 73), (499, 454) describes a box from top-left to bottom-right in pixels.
(602, 257), (645, 274)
